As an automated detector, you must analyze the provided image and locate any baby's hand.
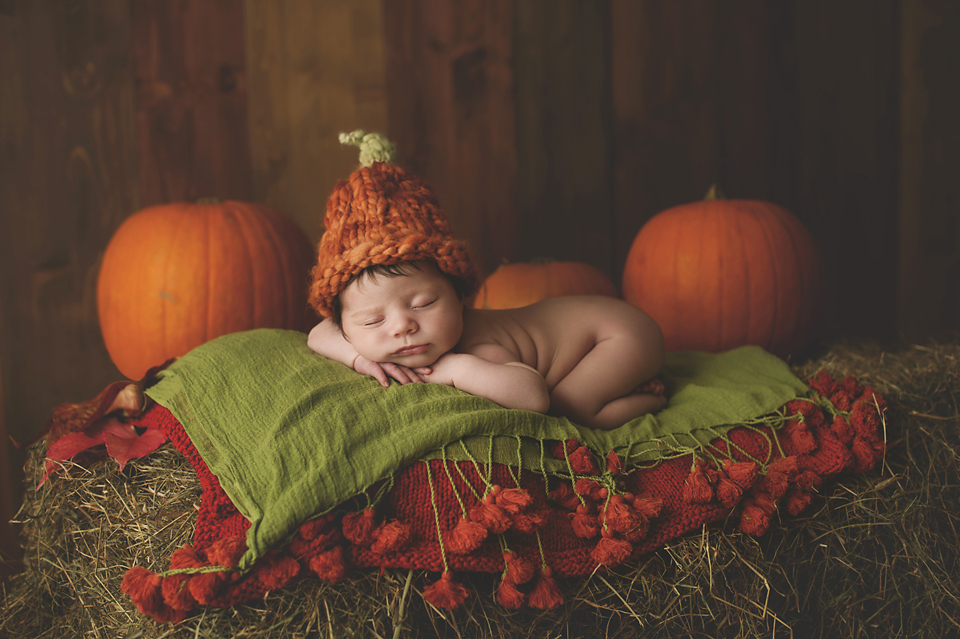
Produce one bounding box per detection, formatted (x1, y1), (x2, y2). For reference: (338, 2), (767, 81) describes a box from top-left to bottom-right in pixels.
(354, 355), (422, 387)
(414, 352), (463, 387)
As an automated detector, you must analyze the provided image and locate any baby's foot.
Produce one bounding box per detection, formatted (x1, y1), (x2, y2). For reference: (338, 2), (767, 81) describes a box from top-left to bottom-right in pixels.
(635, 378), (665, 396)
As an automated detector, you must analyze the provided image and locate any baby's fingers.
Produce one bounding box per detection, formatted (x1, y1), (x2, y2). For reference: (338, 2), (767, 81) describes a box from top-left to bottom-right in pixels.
(383, 363), (422, 385)
(372, 369), (390, 387)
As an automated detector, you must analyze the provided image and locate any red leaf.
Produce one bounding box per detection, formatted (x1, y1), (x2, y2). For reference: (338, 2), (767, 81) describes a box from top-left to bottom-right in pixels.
(39, 433), (103, 487)
(102, 419), (169, 470)
(40, 415), (168, 488)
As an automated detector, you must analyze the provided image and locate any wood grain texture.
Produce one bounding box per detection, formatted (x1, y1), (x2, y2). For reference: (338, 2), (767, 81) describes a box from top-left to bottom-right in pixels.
(382, 0), (515, 279)
(898, 0), (960, 342)
(612, 0), (900, 346)
(513, 0), (615, 278)
(0, 0), (137, 446)
(611, 0), (770, 282)
(0, 341), (22, 582)
(244, 0), (388, 244)
(131, 0), (252, 205)
(783, 0), (900, 344)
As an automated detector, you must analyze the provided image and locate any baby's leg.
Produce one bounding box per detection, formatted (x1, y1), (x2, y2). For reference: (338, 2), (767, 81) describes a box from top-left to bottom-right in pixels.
(550, 334), (666, 430)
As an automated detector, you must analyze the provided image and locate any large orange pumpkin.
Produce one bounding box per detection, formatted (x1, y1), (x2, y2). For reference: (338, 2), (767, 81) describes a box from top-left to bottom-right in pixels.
(97, 200), (315, 379)
(473, 260), (618, 310)
(622, 190), (824, 357)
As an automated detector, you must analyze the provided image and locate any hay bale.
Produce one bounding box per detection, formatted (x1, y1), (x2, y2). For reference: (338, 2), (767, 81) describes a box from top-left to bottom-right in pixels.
(2, 338), (959, 638)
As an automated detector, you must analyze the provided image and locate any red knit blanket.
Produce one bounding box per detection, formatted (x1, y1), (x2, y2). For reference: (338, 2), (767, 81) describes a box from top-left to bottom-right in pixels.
(107, 370), (886, 622)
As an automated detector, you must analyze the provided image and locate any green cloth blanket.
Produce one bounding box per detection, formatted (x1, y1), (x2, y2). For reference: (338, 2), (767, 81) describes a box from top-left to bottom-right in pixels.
(145, 329), (806, 569)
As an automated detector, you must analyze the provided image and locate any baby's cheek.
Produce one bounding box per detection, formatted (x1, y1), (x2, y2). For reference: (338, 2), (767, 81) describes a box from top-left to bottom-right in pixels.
(354, 342), (385, 363)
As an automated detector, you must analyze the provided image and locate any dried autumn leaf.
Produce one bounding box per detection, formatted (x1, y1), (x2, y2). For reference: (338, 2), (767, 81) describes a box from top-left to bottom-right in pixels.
(102, 419), (169, 470)
(39, 416), (168, 488)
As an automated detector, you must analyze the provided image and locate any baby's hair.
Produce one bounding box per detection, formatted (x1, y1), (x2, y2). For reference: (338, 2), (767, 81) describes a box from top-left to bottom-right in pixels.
(330, 260), (470, 329)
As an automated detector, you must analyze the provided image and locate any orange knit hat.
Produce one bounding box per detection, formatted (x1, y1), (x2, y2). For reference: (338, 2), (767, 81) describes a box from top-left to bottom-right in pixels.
(308, 131), (479, 318)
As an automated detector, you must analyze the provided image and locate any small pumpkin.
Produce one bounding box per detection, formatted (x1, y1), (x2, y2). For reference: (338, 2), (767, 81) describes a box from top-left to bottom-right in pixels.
(97, 199), (315, 379)
(473, 260), (618, 310)
(621, 187), (824, 357)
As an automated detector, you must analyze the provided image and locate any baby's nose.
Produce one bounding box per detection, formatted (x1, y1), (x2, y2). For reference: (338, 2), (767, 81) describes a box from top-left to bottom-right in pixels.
(393, 315), (418, 336)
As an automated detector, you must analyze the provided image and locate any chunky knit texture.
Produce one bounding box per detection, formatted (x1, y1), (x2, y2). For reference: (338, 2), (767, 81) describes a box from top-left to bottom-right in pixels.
(308, 136), (479, 318)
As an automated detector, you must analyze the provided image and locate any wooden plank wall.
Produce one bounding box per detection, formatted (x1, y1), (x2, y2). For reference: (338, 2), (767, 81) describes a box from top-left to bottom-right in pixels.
(1, 0), (140, 580)
(610, 0), (901, 346)
(131, 0), (253, 206)
(245, 0), (388, 242)
(0, 365), (17, 580)
(382, 0), (516, 277)
(0, 0), (957, 579)
(513, 0), (614, 275)
(898, 0), (960, 343)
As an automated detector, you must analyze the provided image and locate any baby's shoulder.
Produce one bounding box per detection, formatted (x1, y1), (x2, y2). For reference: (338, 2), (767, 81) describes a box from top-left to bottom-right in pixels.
(458, 308), (535, 362)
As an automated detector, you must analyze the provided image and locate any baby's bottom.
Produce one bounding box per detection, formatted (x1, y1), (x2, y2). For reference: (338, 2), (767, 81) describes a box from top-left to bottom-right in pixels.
(549, 335), (666, 430)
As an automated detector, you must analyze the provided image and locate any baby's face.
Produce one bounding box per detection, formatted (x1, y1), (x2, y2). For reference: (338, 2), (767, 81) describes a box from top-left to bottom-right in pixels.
(339, 264), (464, 368)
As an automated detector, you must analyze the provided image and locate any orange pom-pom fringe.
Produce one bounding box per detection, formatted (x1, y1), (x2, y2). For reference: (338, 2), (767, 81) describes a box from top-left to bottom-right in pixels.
(423, 571), (470, 609)
(528, 568), (564, 609)
(444, 517), (489, 555)
(590, 535), (633, 567)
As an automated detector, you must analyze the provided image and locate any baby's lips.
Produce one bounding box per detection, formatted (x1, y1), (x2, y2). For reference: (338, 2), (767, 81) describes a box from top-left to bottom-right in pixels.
(393, 344), (431, 357)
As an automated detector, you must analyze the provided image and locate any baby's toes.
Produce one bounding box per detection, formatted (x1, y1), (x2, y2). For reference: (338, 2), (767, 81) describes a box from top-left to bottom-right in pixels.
(635, 378), (665, 396)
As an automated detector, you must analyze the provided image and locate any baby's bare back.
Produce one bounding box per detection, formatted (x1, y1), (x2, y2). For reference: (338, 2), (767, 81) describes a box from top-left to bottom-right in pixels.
(458, 295), (662, 392)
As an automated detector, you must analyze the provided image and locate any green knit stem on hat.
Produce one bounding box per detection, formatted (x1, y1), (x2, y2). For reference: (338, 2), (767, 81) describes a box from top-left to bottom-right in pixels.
(339, 130), (397, 167)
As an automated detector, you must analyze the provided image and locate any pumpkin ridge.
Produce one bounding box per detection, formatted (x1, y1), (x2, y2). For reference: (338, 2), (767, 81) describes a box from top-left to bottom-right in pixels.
(695, 208), (708, 350)
(621, 196), (822, 357)
(731, 208), (751, 350)
(782, 206), (817, 348)
(163, 207), (187, 363)
(764, 204), (799, 351)
(235, 202), (264, 328)
(748, 203), (779, 352)
(153, 207), (180, 368)
(204, 208), (212, 344)
(772, 205), (804, 354)
(760, 203), (790, 353)
(712, 208), (724, 352)
(665, 211), (683, 349)
(98, 201), (314, 379)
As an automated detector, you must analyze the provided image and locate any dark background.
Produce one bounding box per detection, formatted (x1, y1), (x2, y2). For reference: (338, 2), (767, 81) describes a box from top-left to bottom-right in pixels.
(1, 0), (957, 579)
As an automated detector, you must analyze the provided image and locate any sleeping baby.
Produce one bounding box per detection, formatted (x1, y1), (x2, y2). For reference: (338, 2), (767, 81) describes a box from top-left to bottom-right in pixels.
(306, 132), (666, 430)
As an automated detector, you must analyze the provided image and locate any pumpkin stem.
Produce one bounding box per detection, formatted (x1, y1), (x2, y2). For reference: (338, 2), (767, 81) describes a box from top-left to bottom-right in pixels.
(704, 185), (725, 201)
(195, 197), (222, 205)
(339, 130), (397, 167)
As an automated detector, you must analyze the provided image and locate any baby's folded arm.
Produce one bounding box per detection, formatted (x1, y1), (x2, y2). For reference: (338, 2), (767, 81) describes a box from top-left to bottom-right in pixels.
(423, 352), (549, 413)
(307, 320), (358, 367)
